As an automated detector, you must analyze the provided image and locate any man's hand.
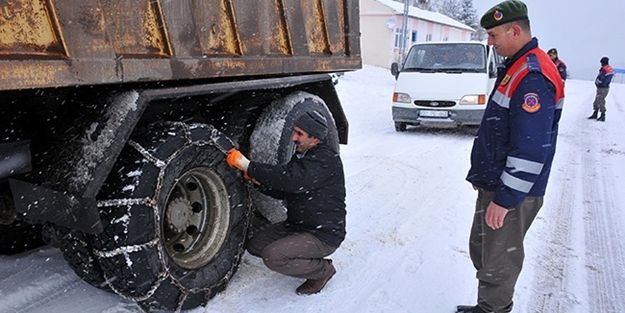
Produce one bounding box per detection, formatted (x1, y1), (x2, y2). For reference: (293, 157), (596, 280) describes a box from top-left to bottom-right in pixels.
(485, 201), (508, 230)
(226, 149), (250, 171)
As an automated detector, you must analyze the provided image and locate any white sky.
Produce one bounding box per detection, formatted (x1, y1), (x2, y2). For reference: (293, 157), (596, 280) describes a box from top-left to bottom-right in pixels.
(474, 0), (625, 80)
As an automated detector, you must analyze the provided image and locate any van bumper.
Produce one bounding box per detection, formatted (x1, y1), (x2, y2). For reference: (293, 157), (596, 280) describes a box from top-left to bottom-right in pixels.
(392, 106), (484, 127)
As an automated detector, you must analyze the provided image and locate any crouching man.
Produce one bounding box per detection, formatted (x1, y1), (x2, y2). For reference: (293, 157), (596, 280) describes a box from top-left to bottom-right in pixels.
(226, 110), (346, 295)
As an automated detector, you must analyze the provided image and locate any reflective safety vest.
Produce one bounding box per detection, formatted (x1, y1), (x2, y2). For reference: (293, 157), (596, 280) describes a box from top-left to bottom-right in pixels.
(467, 42), (565, 209)
(492, 47), (565, 111)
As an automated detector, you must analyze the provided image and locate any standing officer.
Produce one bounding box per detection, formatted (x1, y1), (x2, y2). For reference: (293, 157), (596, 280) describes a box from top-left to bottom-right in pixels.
(547, 48), (568, 81)
(588, 56), (614, 121)
(226, 110), (346, 295)
(459, 1), (564, 313)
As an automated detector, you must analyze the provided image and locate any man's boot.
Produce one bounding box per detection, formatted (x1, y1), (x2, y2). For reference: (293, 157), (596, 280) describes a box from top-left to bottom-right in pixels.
(598, 112), (605, 121)
(588, 110), (598, 119)
(295, 260), (336, 295)
(456, 305), (487, 313)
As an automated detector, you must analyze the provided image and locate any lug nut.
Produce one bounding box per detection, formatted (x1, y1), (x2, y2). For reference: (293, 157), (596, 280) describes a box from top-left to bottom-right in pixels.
(186, 225), (198, 235)
(186, 182), (198, 191)
(173, 243), (185, 252)
(192, 202), (202, 213)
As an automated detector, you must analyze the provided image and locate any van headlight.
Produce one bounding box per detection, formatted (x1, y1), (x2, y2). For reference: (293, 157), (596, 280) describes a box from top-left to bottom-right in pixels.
(460, 94), (487, 105)
(393, 92), (412, 103)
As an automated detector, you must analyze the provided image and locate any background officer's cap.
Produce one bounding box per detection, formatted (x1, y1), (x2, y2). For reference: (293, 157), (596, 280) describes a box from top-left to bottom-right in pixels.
(480, 0), (528, 30)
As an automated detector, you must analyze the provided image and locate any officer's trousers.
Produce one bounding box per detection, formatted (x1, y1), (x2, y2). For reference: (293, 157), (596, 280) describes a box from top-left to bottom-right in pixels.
(469, 189), (543, 313)
(593, 87), (610, 113)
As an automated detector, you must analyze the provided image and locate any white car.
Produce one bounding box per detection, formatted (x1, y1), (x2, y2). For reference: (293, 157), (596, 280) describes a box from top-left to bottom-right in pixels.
(391, 41), (502, 131)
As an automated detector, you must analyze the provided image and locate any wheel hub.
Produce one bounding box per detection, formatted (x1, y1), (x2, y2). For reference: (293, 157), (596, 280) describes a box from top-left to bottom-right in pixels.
(162, 167), (231, 269)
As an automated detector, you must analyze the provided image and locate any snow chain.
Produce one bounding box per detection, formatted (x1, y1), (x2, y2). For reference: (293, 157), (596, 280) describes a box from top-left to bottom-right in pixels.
(92, 122), (253, 312)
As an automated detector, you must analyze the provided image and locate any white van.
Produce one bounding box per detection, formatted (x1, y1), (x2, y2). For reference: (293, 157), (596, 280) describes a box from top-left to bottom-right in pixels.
(391, 41), (501, 131)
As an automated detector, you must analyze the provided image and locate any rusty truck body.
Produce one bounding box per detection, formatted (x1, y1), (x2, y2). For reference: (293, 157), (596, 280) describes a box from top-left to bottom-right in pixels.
(0, 0), (360, 311)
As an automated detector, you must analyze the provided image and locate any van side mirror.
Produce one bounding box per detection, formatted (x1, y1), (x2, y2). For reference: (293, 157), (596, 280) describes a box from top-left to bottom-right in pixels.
(391, 62), (399, 79)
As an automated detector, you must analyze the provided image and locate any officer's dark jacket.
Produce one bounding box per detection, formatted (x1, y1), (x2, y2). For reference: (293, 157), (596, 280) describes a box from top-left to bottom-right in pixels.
(467, 38), (563, 209)
(248, 142), (346, 247)
(554, 58), (567, 80)
(595, 64), (614, 88)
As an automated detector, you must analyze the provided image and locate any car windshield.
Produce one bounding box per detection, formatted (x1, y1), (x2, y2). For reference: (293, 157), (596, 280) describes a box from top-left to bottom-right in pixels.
(402, 44), (487, 73)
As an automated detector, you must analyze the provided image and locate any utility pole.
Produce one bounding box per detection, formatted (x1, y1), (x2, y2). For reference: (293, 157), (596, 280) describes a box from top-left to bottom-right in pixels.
(398, 0), (410, 64)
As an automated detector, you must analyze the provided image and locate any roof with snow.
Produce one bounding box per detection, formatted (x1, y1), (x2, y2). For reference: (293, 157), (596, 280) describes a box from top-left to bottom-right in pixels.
(373, 0), (475, 32)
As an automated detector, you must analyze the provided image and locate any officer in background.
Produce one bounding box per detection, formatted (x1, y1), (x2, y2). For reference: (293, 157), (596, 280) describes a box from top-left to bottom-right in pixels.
(459, 1), (564, 312)
(547, 48), (568, 81)
(588, 56), (614, 121)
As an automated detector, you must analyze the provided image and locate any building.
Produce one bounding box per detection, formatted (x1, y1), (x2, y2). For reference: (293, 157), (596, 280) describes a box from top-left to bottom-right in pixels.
(360, 0), (475, 68)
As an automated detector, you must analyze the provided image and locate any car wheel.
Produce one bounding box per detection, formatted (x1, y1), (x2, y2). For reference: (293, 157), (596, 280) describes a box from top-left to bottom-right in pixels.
(394, 122), (407, 132)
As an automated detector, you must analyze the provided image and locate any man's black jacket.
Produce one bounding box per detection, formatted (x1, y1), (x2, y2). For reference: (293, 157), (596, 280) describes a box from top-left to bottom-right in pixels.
(247, 142), (346, 247)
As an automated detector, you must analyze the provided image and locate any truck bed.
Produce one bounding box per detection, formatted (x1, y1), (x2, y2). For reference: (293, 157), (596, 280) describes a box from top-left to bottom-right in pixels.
(0, 0), (361, 91)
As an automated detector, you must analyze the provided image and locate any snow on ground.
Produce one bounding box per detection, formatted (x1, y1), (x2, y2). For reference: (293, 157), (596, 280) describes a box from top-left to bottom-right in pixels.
(1, 65), (625, 313)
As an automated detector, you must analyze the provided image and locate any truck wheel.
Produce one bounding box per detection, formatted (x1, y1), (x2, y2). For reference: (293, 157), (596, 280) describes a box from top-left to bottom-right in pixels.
(394, 122), (407, 132)
(89, 122), (250, 311)
(0, 220), (44, 254)
(249, 91), (339, 223)
(54, 227), (107, 287)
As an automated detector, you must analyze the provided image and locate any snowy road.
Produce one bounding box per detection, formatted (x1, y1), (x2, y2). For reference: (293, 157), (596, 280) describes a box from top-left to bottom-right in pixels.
(1, 66), (624, 313)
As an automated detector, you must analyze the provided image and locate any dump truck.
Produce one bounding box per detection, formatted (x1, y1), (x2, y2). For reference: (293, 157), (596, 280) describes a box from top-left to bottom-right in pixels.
(0, 1), (360, 311)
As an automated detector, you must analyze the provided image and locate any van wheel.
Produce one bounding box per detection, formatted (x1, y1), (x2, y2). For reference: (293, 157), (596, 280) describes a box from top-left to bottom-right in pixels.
(88, 122), (250, 311)
(394, 122), (407, 132)
(249, 91), (339, 223)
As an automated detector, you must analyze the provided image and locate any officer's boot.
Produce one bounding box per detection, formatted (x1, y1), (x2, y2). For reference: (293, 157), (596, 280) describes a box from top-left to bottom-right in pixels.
(598, 112), (605, 122)
(587, 110), (598, 119)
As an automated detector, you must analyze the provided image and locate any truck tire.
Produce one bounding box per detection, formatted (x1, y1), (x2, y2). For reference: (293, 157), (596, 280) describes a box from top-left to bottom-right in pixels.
(54, 227), (107, 288)
(88, 122), (250, 311)
(249, 92), (339, 223)
(0, 220), (44, 254)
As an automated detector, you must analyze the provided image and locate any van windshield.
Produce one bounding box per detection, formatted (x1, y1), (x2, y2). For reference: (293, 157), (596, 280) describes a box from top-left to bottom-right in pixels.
(402, 44), (487, 73)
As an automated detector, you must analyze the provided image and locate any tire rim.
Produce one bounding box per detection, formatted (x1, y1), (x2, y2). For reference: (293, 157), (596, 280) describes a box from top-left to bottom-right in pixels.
(163, 167), (230, 269)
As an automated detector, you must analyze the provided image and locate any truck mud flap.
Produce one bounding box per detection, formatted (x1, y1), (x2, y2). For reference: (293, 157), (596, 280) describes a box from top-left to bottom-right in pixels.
(9, 179), (102, 233)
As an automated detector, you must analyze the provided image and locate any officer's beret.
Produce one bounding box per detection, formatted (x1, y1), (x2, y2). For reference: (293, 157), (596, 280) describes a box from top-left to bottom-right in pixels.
(480, 0), (528, 30)
(547, 48), (558, 55)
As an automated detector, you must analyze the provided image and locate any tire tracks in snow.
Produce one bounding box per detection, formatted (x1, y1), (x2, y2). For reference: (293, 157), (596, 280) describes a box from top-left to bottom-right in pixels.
(579, 120), (625, 312)
(525, 126), (585, 313)
(0, 272), (82, 313)
(527, 93), (625, 312)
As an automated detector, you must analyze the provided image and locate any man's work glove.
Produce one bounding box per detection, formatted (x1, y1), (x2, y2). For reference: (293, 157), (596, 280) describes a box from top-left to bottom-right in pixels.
(226, 149), (250, 171)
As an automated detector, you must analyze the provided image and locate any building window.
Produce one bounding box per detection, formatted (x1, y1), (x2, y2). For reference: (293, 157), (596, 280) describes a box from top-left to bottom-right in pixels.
(394, 28), (402, 48)
(425, 34), (432, 42)
(411, 30), (418, 44)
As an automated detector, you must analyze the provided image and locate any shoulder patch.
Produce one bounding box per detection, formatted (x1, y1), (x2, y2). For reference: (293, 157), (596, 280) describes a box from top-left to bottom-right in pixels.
(500, 74), (511, 86)
(522, 92), (541, 113)
(526, 54), (542, 73)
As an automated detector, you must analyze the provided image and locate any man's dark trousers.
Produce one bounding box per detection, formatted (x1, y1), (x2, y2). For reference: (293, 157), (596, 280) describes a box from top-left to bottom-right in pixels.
(247, 222), (337, 279)
(593, 87), (610, 113)
(469, 189), (543, 313)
